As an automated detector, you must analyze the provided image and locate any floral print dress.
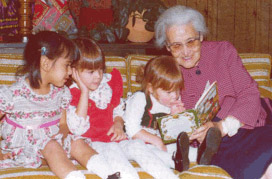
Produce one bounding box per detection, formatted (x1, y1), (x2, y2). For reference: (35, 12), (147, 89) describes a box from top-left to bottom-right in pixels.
(0, 76), (71, 168)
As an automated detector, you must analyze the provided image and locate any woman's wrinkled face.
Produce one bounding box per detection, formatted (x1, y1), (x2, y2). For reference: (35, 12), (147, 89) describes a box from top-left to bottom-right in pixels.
(165, 23), (203, 69)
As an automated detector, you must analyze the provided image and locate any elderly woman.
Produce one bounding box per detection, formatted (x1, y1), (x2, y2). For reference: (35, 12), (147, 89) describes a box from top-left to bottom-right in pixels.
(155, 5), (272, 179)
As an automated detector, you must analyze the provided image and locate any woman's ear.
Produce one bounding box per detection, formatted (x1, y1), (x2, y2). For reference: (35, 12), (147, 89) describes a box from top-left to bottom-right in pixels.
(200, 34), (204, 42)
(165, 42), (171, 52)
(40, 56), (52, 72)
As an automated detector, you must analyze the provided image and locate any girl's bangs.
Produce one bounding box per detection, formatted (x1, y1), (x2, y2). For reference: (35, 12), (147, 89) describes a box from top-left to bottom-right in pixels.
(160, 78), (183, 92)
(155, 71), (183, 91)
(79, 55), (105, 70)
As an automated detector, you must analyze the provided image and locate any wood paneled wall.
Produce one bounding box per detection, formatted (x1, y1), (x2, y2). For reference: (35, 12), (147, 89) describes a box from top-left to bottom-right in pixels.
(162, 0), (272, 56)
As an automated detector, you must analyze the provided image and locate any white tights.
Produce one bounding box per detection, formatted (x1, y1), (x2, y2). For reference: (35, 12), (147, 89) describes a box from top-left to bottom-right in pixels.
(92, 142), (139, 179)
(65, 171), (85, 179)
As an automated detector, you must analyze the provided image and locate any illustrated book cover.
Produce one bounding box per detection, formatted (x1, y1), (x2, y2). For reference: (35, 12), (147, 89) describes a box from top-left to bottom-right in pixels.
(157, 81), (220, 144)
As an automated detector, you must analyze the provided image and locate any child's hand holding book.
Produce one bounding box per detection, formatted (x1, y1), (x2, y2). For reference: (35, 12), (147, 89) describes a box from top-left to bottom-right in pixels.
(170, 100), (186, 115)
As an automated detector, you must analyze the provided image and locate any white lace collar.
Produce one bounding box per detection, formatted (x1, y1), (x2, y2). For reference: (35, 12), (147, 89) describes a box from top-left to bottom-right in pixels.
(71, 73), (113, 109)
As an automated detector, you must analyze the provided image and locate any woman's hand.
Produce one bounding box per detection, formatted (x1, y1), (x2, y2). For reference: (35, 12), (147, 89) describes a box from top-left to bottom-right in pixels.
(72, 68), (89, 93)
(170, 100), (186, 115)
(107, 117), (127, 141)
(189, 121), (215, 143)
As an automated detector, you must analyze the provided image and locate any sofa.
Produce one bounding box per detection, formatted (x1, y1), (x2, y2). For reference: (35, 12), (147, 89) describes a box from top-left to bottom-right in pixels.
(0, 51), (271, 179)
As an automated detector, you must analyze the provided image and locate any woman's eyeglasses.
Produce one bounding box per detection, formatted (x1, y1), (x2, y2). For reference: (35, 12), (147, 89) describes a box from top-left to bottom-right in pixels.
(166, 36), (201, 53)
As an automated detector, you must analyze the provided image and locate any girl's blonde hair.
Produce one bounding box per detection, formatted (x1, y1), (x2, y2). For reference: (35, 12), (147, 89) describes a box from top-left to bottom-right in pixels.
(72, 38), (105, 71)
(138, 55), (183, 95)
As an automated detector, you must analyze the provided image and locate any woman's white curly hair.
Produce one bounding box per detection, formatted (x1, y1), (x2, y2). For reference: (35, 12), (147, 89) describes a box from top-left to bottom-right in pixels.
(155, 5), (208, 48)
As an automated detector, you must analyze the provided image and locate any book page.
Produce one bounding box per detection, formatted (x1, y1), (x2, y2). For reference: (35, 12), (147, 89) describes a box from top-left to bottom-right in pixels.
(194, 81), (220, 126)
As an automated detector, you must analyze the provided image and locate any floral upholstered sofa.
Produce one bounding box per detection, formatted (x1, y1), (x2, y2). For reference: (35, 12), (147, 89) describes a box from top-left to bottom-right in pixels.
(0, 50), (271, 179)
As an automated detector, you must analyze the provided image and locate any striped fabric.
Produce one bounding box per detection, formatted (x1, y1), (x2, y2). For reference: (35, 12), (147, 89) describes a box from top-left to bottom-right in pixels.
(0, 53), (24, 85)
(179, 165), (232, 179)
(239, 53), (272, 99)
(0, 161), (153, 179)
(126, 54), (156, 94)
(105, 56), (128, 97)
(239, 53), (271, 87)
(0, 161), (231, 179)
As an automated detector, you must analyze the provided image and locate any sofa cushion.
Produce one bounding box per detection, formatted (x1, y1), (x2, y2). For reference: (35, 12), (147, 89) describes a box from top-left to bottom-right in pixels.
(0, 53), (24, 85)
(239, 53), (271, 87)
(180, 164), (232, 178)
(126, 54), (155, 94)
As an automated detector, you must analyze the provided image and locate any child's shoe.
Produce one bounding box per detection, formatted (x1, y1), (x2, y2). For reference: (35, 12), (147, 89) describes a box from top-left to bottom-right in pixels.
(107, 172), (121, 179)
(172, 132), (190, 172)
(197, 127), (221, 165)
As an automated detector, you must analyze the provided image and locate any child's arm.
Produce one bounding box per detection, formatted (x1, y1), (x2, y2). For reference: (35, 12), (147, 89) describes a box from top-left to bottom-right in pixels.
(72, 68), (89, 119)
(66, 68), (91, 136)
(58, 110), (70, 138)
(0, 149), (12, 160)
(107, 116), (126, 141)
(125, 92), (167, 151)
(107, 98), (126, 141)
(0, 113), (5, 119)
(133, 130), (167, 151)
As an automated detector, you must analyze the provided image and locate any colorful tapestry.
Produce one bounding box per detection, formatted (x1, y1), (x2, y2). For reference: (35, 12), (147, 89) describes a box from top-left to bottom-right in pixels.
(0, 0), (19, 36)
(32, 0), (77, 35)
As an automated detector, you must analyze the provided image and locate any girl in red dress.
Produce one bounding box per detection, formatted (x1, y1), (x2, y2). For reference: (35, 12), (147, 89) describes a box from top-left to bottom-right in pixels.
(67, 38), (179, 179)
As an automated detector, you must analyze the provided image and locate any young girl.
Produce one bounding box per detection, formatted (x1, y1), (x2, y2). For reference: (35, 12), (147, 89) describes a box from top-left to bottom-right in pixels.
(124, 56), (222, 172)
(67, 38), (179, 179)
(0, 31), (120, 179)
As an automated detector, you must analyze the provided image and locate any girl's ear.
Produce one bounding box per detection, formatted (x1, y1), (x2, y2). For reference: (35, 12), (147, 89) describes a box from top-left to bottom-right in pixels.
(40, 56), (52, 72)
(147, 83), (154, 94)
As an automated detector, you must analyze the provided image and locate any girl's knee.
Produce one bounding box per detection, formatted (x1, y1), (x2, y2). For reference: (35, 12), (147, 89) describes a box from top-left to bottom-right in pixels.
(42, 140), (61, 154)
(44, 140), (58, 149)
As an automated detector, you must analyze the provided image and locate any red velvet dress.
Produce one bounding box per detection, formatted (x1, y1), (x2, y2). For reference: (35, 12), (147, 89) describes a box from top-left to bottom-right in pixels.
(69, 68), (123, 142)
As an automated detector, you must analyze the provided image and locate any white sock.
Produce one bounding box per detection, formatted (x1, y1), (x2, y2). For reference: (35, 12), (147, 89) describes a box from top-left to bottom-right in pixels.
(189, 146), (198, 162)
(86, 154), (114, 179)
(65, 171), (85, 179)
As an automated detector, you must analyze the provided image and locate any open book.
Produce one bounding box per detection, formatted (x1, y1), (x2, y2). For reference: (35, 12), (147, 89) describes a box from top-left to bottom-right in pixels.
(156, 81), (220, 144)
